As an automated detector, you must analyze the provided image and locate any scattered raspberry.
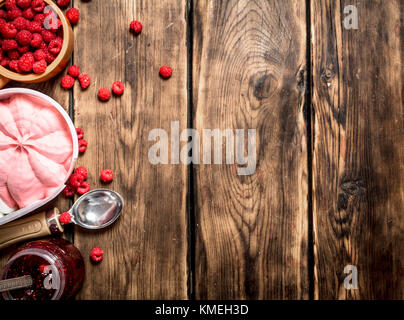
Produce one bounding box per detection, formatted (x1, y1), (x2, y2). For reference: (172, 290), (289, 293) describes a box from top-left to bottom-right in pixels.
(15, 29), (32, 45)
(17, 45), (29, 53)
(130, 20), (142, 35)
(76, 181), (90, 195)
(48, 38), (62, 54)
(30, 32), (43, 47)
(159, 65), (173, 79)
(5, 0), (17, 11)
(7, 49), (19, 60)
(59, 212), (71, 225)
(31, 0), (45, 13)
(112, 81), (124, 95)
(62, 184), (75, 197)
(69, 172), (84, 188)
(98, 88), (111, 101)
(75, 127), (84, 140)
(90, 248), (103, 263)
(78, 139), (88, 153)
(27, 21), (42, 33)
(7, 8), (22, 20)
(2, 39), (18, 50)
(8, 59), (20, 72)
(22, 7), (35, 20)
(1, 23), (18, 38)
(66, 8), (80, 24)
(32, 58), (46, 73)
(78, 73), (90, 89)
(57, 0), (70, 8)
(100, 169), (114, 183)
(12, 17), (29, 30)
(61, 74), (75, 89)
(67, 64), (79, 77)
(17, 0), (31, 8)
(75, 166), (88, 180)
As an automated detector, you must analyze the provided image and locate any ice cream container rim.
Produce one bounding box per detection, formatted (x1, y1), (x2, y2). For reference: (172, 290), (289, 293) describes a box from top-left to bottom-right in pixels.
(0, 88), (78, 226)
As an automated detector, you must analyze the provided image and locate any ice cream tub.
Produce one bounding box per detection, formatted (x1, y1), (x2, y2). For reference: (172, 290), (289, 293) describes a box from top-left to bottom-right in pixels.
(0, 88), (78, 226)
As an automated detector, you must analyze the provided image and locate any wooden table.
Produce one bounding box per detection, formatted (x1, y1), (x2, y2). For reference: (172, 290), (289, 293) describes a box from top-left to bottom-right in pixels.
(0, 0), (403, 300)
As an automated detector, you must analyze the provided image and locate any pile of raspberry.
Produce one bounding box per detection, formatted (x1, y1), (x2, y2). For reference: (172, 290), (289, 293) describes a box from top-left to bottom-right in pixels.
(0, 0), (64, 74)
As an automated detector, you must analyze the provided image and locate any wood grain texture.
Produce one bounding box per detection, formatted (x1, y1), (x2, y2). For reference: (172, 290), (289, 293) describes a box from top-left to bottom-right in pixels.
(192, 0), (309, 299)
(311, 0), (404, 299)
(73, 0), (189, 299)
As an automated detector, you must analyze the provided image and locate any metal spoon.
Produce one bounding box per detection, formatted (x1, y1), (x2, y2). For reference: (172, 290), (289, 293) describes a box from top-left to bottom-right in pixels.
(0, 189), (124, 250)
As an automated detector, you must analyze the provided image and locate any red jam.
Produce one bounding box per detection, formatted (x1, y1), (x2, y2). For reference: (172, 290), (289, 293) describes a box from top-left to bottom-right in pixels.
(1, 238), (85, 300)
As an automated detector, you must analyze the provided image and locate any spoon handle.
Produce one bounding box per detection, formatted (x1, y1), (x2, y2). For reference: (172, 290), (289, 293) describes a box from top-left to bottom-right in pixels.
(0, 275), (33, 293)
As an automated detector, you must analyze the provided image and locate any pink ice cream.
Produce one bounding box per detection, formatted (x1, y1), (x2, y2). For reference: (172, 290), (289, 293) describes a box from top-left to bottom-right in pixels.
(0, 94), (73, 211)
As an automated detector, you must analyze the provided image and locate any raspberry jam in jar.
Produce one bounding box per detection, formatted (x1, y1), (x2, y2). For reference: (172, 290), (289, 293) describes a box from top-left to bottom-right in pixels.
(1, 238), (85, 300)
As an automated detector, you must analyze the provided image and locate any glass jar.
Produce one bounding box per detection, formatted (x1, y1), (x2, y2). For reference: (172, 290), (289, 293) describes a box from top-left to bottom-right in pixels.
(1, 238), (85, 300)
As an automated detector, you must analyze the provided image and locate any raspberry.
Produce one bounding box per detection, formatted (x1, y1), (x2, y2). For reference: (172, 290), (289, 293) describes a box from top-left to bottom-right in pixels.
(100, 169), (114, 183)
(130, 20), (142, 35)
(5, 0), (17, 11)
(61, 74), (75, 89)
(90, 248), (103, 263)
(159, 65), (173, 79)
(75, 127), (84, 140)
(12, 17), (28, 30)
(1, 23), (17, 38)
(15, 29), (32, 45)
(44, 50), (55, 63)
(27, 21), (42, 32)
(33, 13), (45, 25)
(112, 81), (124, 95)
(76, 182), (90, 195)
(62, 184), (75, 197)
(9, 59), (20, 72)
(66, 8), (79, 24)
(17, 0), (32, 8)
(1, 57), (10, 66)
(67, 65), (79, 77)
(69, 172), (84, 188)
(75, 166), (88, 180)
(2, 39), (18, 50)
(78, 139), (88, 153)
(32, 58), (46, 73)
(7, 49), (19, 60)
(98, 88), (111, 101)
(0, 11), (6, 19)
(30, 32), (42, 47)
(7, 8), (22, 20)
(78, 73), (90, 89)
(57, 0), (70, 7)
(41, 29), (55, 42)
(48, 38), (62, 54)
(31, 0), (45, 13)
(18, 52), (34, 72)
(33, 48), (45, 60)
(22, 7), (34, 20)
(59, 212), (71, 225)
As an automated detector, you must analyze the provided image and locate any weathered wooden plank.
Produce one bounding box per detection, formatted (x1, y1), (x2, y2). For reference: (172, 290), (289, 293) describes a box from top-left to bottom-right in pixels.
(311, 0), (404, 299)
(73, 0), (188, 299)
(193, 0), (309, 299)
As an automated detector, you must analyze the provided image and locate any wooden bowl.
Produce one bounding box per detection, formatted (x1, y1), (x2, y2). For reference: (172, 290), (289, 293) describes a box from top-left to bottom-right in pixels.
(0, 0), (74, 88)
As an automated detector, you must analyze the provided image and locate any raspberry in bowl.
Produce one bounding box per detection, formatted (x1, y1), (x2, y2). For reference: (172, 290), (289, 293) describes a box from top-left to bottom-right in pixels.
(0, 0), (73, 87)
(0, 88), (78, 225)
